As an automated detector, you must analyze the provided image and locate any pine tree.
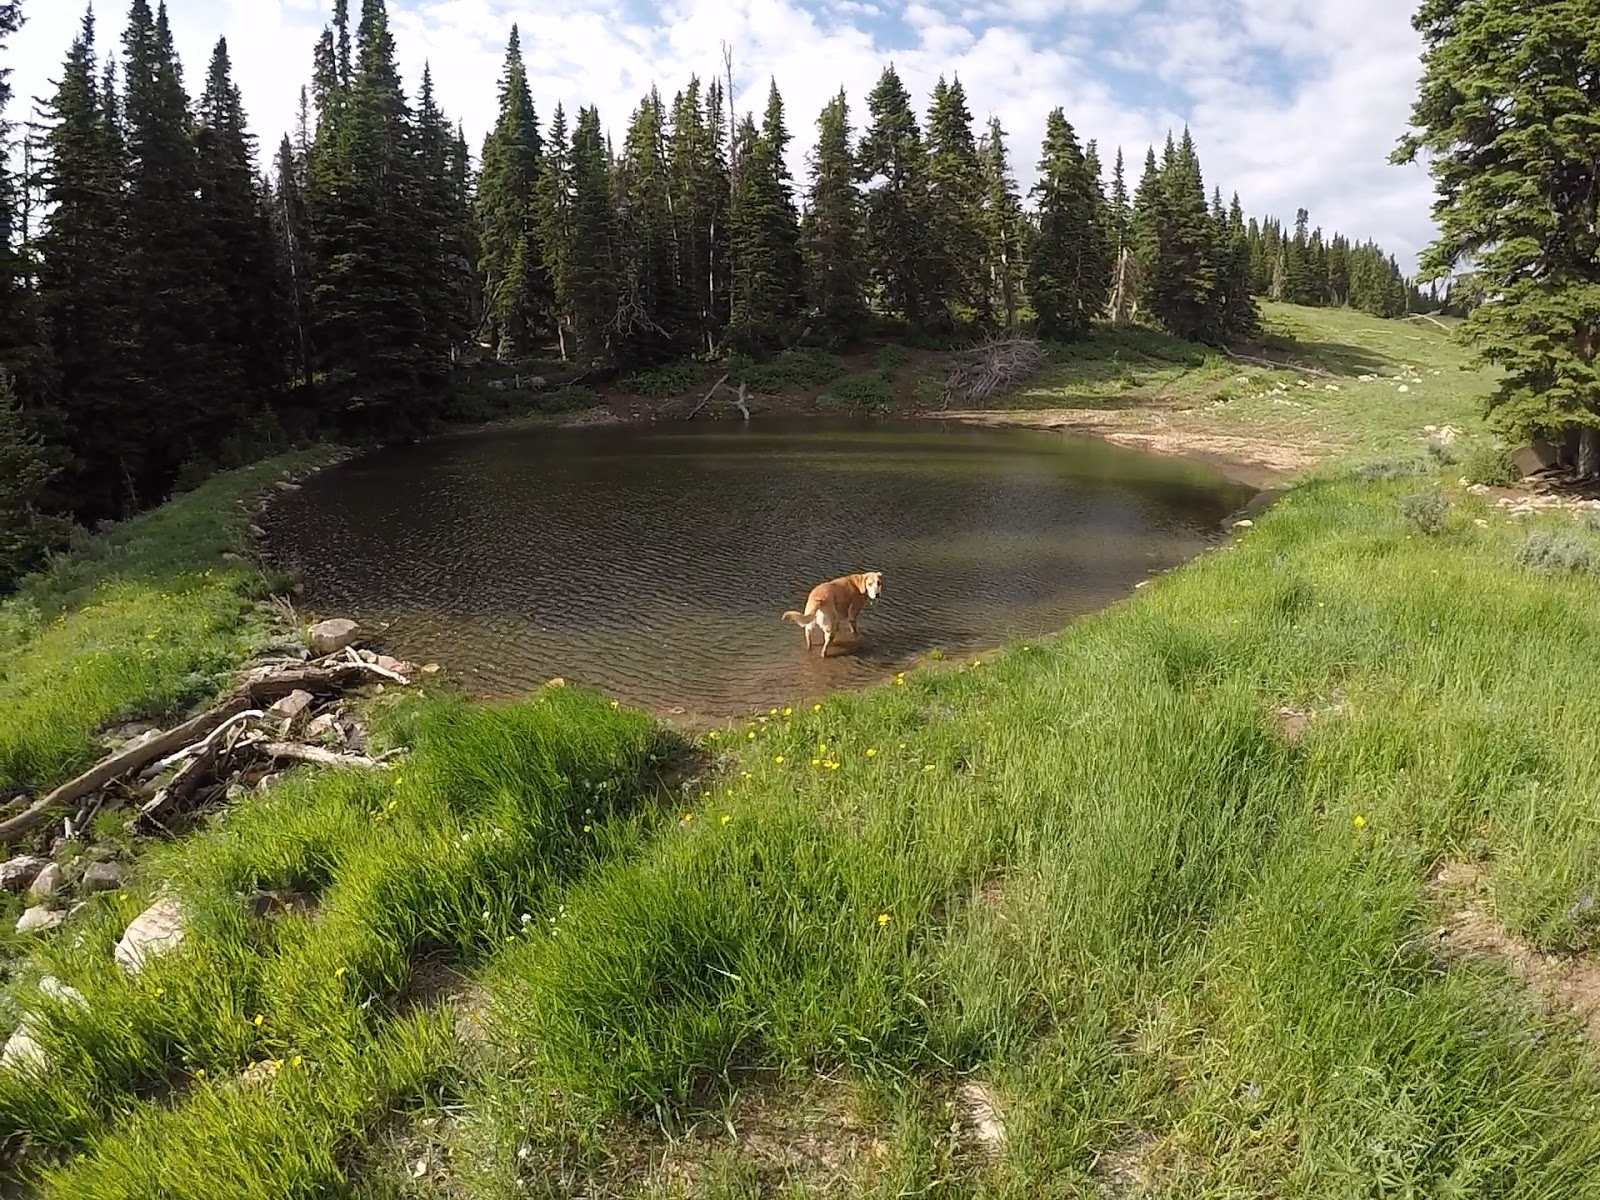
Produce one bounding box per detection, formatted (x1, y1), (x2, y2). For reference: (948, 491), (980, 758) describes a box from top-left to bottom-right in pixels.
(0, 372), (58, 586)
(976, 117), (1024, 328)
(858, 65), (928, 326)
(1027, 108), (1103, 340)
(311, 0), (430, 433)
(196, 38), (284, 428)
(923, 76), (985, 326)
(1082, 139), (1114, 318)
(1397, 0), (1600, 474)
(123, 0), (237, 488)
(1108, 148), (1131, 252)
(566, 105), (618, 361)
(35, 9), (137, 518)
(667, 80), (727, 351)
(802, 89), (865, 334)
(414, 66), (474, 372)
(0, 0), (43, 407)
(534, 103), (577, 359)
(728, 82), (802, 346)
(614, 87), (680, 362)
(1146, 129), (1218, 342)
(1129, 145), (1162, 318)
(476, 27), (543, 359)
(271, 135), (314, 393)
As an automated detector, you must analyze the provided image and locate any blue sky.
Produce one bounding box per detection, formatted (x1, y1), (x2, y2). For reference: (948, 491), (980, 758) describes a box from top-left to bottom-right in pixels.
(10, 0), (1435, 270)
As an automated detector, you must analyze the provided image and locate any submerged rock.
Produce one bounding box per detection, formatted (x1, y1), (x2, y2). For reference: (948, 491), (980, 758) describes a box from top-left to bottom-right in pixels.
(114, 897), (187, 974)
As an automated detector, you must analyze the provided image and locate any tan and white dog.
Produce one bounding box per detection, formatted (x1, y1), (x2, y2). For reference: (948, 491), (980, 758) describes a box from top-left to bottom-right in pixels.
(782, 571), (883, 657)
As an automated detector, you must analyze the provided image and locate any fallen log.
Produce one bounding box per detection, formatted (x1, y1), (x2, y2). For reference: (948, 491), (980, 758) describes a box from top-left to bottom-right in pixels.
(1223, 348), (1334, 378)
(254, 742), (387, 770)
(241, 661), (400, 703)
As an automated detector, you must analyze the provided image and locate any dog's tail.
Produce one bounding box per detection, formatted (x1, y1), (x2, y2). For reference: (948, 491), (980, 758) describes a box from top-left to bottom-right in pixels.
(781, 609), (807, 625)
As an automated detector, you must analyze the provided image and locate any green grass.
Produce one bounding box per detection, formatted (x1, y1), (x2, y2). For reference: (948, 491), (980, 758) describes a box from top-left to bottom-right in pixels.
(730, 348), (847, 394)
(1008, 303), (1497, 471)
(8, 308), (1600, 1196)
(0, 450), (341, 800)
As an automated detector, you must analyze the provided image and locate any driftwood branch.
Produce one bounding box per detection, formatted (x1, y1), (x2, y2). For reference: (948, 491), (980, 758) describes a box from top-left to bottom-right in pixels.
(686, 372), (732, 419)
(0, 698), (252, 843)
(134, 740), (224, 834)
(1222, 349), (1334, 378)
(253, 742), (387, 770)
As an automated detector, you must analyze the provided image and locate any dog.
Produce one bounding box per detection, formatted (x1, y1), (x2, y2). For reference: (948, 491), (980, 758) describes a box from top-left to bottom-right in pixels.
(782, 571), (883, 657)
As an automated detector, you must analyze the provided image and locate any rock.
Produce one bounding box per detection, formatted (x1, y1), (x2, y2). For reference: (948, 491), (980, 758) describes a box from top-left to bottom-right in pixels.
(27, 863), (63, 902)
(0, 977), (88, 1075)
(544, 677), (566, 689)
(1398, 384), (1411, 394)
(247, 524), (267, 539)
(221, 552), (244, 563)
(305, 713), (341, 743)
(269, 689), (316, 720)
(307, 618), (361, 656)
(16, 906), (66, 935)
(1233, 519), (1255, 529)
(421, 663), (441, 675)
(114, 897), (187, 974)
(81, 862), (123, 893)
(273, 480), (301, 493)
(0, 1026), (47, 1074)
(0, 855), (50, 893)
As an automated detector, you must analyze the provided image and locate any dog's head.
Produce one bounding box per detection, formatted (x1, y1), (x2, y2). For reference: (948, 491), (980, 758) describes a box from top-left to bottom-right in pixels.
(862, 571), (883, 600)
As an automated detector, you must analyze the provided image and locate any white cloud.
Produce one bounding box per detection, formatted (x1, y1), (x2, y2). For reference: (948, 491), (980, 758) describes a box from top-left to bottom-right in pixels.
(7, 0), (1434, 268)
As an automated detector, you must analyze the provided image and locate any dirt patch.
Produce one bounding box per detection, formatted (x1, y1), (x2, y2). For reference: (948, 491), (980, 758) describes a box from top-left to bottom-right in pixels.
(613, 1078), (889, 1198)
(938, 408), (1310, 490)
(1092, 1130), (1159, 1197)
(1428, 861), (1600, 1041)
(954, 1080), (1007, 1164)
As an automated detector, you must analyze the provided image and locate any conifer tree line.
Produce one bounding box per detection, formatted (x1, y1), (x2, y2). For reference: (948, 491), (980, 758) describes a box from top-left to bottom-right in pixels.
(1, 0), (1433, 566)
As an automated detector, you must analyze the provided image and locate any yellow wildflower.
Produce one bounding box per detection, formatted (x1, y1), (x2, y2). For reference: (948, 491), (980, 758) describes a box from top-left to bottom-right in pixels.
(610, 700), (620, 709)
(582, 824), (591, 833)
(748, 731), (757, 740)
(783, 707), (793, 717)
(335, 967), (347, 980)
(770, 708), (778, 716)
(876, 912), (891, 927)
(813, 703), (822, 712)
(812, 758), (821, 767)
(774, 756), (785, 765)
(720, 814), (731, 825)
(195, 1068), (206, 1079)
(1353, 814), (1367, 829)
(895, 673), (906, 686)
(826, 761), (841, 771)
(924, 764), (936, 772)
(709, 730), (720, 740)
(252, 1013), (265, 1027)
(865, 748), (877, 758)
(291, 1055), (304, 1068)
(681, 813), (694, 825)
(155, 988), (166, 999)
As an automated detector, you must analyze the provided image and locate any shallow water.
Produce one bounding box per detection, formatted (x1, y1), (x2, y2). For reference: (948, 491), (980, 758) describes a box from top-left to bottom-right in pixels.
(261, 419), (1254, 718)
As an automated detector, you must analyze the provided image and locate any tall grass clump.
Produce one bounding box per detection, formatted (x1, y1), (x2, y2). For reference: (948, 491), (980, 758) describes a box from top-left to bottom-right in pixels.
(0, 689), (668, 1195)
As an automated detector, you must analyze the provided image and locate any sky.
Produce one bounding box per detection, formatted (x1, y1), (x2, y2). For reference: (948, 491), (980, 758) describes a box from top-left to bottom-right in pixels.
(8, 0), (1436, 271)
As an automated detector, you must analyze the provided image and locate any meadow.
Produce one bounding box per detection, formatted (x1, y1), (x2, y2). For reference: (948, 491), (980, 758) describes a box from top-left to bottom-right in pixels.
(3, 307), (1600, 1197)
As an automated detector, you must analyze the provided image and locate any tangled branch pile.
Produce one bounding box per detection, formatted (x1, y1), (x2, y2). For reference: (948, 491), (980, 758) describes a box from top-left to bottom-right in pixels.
(0, 642), (415, 847)
(941, 337), (1046, 409)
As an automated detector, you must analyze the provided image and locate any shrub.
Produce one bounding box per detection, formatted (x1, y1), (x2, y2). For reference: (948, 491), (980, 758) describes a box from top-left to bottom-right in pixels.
(1515, 530), (1600, 577)
(620, 360), (703, 399)
(817, 374), (893, 413)
(734, 348), (846, 394)
(871, 344), (910, 379)
(1461, 444), (1520, 488)
(1355, 457), (1428, 483)
(1398, 487), (1451, 535)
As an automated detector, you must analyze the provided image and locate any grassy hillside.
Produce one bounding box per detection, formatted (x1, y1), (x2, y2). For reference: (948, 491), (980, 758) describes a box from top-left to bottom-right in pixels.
(5, 307), (1600, 1197)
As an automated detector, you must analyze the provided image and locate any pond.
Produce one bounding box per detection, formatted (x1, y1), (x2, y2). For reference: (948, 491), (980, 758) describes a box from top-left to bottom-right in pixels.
(260, 419), (1255, 719)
